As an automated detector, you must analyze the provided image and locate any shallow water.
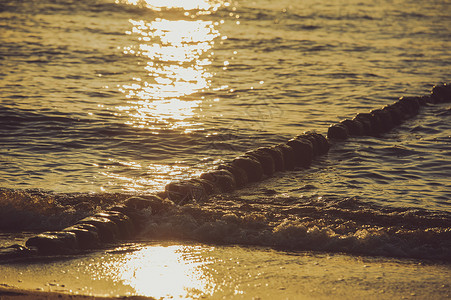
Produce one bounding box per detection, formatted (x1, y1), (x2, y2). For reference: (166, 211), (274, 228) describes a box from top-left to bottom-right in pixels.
(2, 0), (450, 196)
(1, 0), (451, 291)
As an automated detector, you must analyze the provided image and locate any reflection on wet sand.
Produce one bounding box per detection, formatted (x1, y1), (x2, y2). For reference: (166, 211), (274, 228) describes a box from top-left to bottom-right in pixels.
(103, 245), (215, 298)
(2, 243), (450, 299)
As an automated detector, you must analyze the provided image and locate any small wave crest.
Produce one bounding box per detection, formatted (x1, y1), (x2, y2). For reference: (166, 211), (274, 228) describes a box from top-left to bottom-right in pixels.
(0, 188), (128, 231)
(1, 189), (450, 261)
(137, 194), (451, 261)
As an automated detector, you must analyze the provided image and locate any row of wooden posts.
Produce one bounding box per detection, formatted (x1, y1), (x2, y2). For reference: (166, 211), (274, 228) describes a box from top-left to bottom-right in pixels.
(1, 83), (449, 259)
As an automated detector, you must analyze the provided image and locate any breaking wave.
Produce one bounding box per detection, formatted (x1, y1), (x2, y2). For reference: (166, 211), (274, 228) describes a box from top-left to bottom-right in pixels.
(1, 189), (450, 261)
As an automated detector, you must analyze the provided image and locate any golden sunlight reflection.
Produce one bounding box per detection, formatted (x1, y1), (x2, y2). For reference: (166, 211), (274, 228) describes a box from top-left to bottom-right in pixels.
(119, 0), (223, 11)
(101, 160), (193, 192)
(109, 1), (225, 193)
(104, 245), (215, 298)
(117, 98), (203, 131)
(122, 19), (219, 101)
(119, 16), (220, 132)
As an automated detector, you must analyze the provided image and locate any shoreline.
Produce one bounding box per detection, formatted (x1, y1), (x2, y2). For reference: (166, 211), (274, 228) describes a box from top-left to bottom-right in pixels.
(0, 286), (153, 300)
(1, 243), (450, 299)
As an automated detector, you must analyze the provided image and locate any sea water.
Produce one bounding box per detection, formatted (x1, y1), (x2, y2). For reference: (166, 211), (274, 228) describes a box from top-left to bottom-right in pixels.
(0, 0), (450, 298)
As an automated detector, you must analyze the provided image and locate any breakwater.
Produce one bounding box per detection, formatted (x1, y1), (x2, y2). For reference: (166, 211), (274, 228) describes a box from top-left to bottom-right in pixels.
(1, 83), (450, 260)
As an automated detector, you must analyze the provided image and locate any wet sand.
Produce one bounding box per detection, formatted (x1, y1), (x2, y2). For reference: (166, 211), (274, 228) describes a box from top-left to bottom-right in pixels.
(0, 286), (154, 300)
(1, 242), (450, 299)
(0, 286), (152, 300)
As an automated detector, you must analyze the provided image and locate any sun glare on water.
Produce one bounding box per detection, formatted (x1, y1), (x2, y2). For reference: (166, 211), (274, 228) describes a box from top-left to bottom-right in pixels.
(122, 18), (218, 101)
(99, 0), (226, 192)
(119, 15), (220, 132)
(118, 0), (222, 11)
